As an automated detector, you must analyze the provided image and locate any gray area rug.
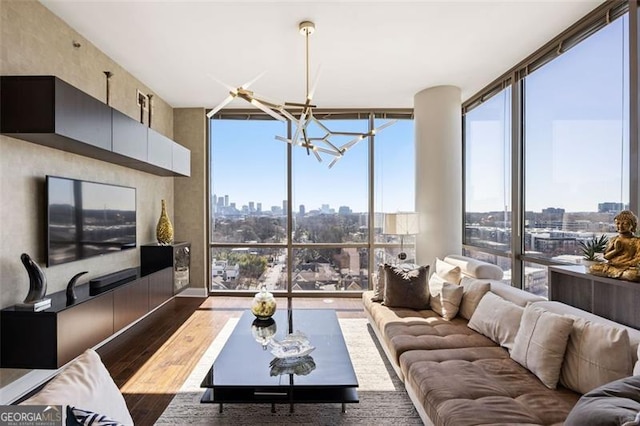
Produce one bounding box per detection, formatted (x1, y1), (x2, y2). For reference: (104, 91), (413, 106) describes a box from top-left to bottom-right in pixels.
(155, 317), (421, 425)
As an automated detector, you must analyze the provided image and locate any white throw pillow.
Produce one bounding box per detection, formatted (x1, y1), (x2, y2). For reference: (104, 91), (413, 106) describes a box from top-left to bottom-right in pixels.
(428, 274), (463, 320)
(560, 316), (632, 394)
(435, 257), (462, 284)
(467, 291), (524, 351)
(458, 276), (491, 320)
(511, 304), (574, 389)
(21, 349), (133, 425)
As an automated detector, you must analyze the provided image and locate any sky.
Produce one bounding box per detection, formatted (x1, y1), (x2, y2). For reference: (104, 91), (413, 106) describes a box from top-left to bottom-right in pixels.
(465, 14), (628, 213)
(210, 118), (414, 214)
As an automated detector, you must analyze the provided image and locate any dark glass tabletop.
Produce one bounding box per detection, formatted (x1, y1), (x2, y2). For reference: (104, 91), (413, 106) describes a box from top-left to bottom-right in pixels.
(201, 309), (358, 389)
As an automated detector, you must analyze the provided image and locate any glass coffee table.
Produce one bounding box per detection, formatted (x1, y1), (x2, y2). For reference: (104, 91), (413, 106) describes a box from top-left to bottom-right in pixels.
(200, 309), (359, 413)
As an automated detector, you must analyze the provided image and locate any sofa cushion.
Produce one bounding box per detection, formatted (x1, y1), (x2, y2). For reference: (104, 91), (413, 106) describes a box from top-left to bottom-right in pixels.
(565, 375), (640, 426)
(560, 316), (632, 395)
(428, 274), (463, 320)
(458, 276), (491, 320)
(383, 264), (430, 309)
(443, 254), (504, 280)
(435, 257), (462, 284)
(511, 304), (574, 389)
(490, 280), (546, 307)
(20, 349), (133, 425)
(467, 291), (524, 351)
(385, 317), (497, 363)
(400, 347), (579, 426)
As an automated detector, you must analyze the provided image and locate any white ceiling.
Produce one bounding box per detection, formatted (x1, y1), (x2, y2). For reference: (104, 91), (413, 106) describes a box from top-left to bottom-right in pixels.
(40, 0), (603, 110)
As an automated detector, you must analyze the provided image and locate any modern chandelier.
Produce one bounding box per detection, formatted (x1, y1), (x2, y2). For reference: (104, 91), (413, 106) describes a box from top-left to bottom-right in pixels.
(207, 21), (396, 168)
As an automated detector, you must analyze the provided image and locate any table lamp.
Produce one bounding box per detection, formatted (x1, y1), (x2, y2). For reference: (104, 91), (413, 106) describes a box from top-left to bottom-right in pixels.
(384, 212), (420, 262)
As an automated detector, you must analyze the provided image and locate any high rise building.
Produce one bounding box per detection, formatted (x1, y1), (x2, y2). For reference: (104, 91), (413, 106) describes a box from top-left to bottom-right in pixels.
(257, 203), (262, 213)
(224, 195), (229, 207)
(299, 204), (305, 215)
(249, 201), (255, 213)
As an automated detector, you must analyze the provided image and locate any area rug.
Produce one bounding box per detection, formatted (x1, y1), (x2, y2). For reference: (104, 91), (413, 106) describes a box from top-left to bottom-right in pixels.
(155, 317), (422, 425)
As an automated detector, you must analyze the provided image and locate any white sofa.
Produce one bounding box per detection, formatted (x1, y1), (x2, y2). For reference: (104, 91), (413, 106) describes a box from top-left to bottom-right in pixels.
(19, 349), (133, 425)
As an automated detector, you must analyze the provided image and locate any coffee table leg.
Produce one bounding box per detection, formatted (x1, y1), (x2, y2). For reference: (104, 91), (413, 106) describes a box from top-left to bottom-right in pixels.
(271, 403), (276, 413)
(290, 402), (295, 413)
(219, 403), (223, 413)
(342, 402), (346, 413)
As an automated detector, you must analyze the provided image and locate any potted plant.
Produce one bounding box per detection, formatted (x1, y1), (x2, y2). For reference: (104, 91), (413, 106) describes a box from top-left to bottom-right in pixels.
(578, 234), (609, 266)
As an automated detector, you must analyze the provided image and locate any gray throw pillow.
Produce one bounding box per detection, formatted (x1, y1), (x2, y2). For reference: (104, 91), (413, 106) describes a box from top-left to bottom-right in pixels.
(382, 264), (430, 309)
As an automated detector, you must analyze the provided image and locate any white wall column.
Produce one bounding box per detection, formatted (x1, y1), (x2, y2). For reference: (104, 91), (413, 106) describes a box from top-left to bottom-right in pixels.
(414, 86), (462, 268)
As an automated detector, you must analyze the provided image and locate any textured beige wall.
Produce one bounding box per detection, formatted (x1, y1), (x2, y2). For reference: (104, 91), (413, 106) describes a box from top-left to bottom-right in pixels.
(0, 0), (173, 136)
(174, 109), (207, 290)
(0, 0), (178, 309)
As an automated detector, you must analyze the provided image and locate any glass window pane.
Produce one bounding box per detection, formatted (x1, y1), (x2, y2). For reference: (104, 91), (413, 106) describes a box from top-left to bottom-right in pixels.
(292, 247), (369, 292)
(292, 119), (369, 243)
(210, 247), (286, 292)
(523, 16), (629, 263)
(375, 119), (415, 243)
(210, 119), (287, 243)
(464, 88), (512, 252)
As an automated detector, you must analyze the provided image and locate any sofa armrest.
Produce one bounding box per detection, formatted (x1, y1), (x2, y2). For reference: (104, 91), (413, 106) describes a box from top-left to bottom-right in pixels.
(19, 349), (133, 425)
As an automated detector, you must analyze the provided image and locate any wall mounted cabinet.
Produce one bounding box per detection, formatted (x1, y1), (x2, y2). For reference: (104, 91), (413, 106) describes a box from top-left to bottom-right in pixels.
(0, 76), (190, 177)
(0, 267), (173, 369)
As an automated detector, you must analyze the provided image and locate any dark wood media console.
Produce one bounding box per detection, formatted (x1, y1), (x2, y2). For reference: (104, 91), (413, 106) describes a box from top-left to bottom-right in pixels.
(1, 267), (173, 369)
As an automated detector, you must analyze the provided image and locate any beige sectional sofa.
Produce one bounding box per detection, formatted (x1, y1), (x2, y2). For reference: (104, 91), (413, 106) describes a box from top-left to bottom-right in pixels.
(363, 255), (640, 426)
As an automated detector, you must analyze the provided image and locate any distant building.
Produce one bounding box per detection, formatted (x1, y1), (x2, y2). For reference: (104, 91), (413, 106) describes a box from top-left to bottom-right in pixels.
(224, 195), (229, 207)
(257, 202), (262, 213)
(299, 204), (305, 215)
(598, 202), (624, 214)
(338, 206), (352, 215)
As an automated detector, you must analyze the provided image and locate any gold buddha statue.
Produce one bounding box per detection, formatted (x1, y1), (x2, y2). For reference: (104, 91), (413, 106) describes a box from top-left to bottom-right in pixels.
(589, 210), (640, 282)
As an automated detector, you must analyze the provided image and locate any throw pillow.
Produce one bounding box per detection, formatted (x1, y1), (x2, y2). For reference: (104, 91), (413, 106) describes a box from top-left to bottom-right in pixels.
(382, 264), (430, 310)
(428, 274), (464, 320)
(560, 316), (632, 394)
(20, 349), (133, 425)
(467, 291), (524, 351)
(511, 304), (575, 389)
(435, 257), (462, 284)
(458, 276), (491, 320)
(67, 406), (125, 426)
(371, 264), (386, 302)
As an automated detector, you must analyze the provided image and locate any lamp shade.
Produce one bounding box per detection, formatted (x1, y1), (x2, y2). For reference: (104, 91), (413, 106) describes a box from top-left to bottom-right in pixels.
(384, 212), (419, 235)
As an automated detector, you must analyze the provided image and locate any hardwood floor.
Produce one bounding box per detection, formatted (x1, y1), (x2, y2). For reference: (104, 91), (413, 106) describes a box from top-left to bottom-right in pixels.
(97, 295), (365, 425)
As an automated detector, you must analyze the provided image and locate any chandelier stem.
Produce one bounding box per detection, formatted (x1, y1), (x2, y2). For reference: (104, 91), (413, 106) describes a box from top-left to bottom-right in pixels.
(305, 29), (310, 99)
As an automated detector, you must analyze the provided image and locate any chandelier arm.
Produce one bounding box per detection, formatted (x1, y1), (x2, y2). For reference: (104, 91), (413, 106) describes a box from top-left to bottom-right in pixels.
(313, 146), (342, 156)
(339, 135), (365, 151)
(301, 126), (312, 155)
(247, 97), (287, 122)
(207, 93), (236, 118)
(328, 156), (341, 169)
(275, 135), (293, 145)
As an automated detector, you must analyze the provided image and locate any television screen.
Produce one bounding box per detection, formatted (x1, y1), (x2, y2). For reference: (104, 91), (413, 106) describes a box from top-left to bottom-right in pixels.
(46, 176), (136, 266)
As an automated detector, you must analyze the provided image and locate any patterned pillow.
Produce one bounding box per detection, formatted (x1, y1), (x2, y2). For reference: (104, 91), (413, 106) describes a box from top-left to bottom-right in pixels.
(382, 264), (430, 310)
(67, 406), (125, 426)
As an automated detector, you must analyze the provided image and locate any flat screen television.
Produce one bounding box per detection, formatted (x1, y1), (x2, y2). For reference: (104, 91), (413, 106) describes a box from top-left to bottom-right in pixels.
(46, 176), (136, 266)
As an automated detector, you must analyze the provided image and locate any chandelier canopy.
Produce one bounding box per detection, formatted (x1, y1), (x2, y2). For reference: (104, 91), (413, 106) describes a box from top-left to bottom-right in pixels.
(208, 21), (396, 168)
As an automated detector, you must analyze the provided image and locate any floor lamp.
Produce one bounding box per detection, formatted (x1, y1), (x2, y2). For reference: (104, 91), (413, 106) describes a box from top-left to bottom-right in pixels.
(384, 212), (420, 263)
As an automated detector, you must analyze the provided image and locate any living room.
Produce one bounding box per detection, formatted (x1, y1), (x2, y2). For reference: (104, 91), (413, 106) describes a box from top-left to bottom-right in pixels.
(1, 0), (638, 425)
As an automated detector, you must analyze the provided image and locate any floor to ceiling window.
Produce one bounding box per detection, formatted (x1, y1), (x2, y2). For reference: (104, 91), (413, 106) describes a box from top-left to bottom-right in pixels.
(463, 4), (630, 298)
(209, 113), (414, 294)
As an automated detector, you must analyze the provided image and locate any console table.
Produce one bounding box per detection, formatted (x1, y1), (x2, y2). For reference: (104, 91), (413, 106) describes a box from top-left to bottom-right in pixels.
(548, 265), (640, 329)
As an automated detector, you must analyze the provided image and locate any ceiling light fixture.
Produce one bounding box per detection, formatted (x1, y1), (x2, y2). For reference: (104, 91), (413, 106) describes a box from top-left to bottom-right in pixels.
(207, 20), (396, 168)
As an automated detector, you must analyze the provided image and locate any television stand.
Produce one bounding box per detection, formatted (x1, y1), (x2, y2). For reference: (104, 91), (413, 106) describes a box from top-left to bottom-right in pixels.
(89, 267), (138, 294)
